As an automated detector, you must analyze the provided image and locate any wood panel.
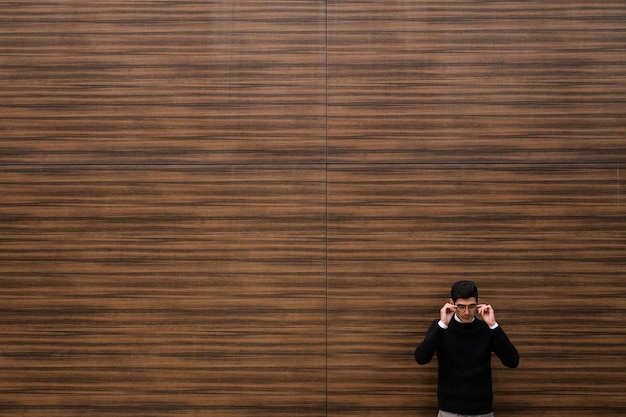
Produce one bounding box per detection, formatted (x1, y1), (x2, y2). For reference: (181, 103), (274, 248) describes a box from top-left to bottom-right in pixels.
(328, 1), (626, 163)
(327, 164), (626, 416)
(2, 1), (626, 416)
(0, 165), (327, 416)
(0, 1), (326, 164)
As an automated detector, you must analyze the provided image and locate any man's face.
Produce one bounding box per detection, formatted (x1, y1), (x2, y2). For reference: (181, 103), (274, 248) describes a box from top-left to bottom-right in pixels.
(452, 297), (478, 323)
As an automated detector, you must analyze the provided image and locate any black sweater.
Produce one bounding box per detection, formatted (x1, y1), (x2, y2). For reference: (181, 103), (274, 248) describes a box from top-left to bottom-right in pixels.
(415, 318), (519, 415)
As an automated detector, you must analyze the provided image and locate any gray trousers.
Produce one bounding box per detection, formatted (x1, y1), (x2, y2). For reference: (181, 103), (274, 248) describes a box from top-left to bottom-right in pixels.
(437, 411), (495, 417)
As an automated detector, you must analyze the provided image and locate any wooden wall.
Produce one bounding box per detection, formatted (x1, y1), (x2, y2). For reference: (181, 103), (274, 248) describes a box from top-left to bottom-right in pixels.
(0, 1), (624, 416)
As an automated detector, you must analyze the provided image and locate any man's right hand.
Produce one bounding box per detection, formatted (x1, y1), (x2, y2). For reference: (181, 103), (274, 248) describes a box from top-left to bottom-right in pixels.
(440, 303), (457, 326)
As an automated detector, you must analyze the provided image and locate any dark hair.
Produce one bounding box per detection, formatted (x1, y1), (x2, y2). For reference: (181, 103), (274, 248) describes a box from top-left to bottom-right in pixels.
(450, 280), (479, 302)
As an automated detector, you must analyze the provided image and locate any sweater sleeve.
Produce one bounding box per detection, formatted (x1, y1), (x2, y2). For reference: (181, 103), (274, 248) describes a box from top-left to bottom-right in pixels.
(414, 320), (445, 365)
(491, 325), (519, 368)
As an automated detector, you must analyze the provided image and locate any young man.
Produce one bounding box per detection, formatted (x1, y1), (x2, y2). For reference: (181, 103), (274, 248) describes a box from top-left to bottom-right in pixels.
(414, 280), (519, 417)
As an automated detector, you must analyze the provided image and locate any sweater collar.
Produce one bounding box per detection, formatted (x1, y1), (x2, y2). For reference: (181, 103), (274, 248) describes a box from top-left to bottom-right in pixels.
(454, 314), (476, 324)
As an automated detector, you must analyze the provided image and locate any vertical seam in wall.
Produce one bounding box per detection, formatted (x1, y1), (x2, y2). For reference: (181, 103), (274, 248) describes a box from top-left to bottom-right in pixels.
(324, 1), (329, 416)
(618, 165), (621, 202)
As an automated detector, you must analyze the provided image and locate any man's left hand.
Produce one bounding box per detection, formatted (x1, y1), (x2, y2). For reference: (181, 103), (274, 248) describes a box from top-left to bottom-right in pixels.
(477, 304), (496, 327)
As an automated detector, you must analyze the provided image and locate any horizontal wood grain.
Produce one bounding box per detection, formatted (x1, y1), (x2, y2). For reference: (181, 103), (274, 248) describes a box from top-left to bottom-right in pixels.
(327, 164), (626, 416)
(328, 1), (626, 163)
(0, 1), (326, 164)
(0, 166), (327, 416)
(1, 1), (626, 416)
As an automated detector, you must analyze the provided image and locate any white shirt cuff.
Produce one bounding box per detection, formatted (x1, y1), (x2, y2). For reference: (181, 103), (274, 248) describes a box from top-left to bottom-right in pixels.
(438, 320), (448, 329)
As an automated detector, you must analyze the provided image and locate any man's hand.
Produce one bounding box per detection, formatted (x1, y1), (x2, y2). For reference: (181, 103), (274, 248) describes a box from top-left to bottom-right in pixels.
(440, 303), (457, 326)
(477, 304), (496, 327)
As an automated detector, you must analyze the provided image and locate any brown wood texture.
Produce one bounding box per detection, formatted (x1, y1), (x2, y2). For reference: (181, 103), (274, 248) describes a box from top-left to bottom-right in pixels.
(1, 1), (626, 417)
(327, 164), (626, 416)
(0, 166), (327, 416)
(328, 1), (626, 163)
(0, 1), (326, 164)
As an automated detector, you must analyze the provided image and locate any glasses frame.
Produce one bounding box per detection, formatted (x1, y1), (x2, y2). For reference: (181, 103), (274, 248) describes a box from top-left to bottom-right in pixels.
(455, 303), (477, 311)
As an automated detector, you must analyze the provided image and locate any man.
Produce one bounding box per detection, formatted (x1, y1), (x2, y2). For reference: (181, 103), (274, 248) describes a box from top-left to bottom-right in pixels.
(414, 280), (519, 417)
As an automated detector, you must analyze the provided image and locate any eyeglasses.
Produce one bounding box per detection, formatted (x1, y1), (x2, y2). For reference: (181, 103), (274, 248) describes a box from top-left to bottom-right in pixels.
(455, 303), (477, 311)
